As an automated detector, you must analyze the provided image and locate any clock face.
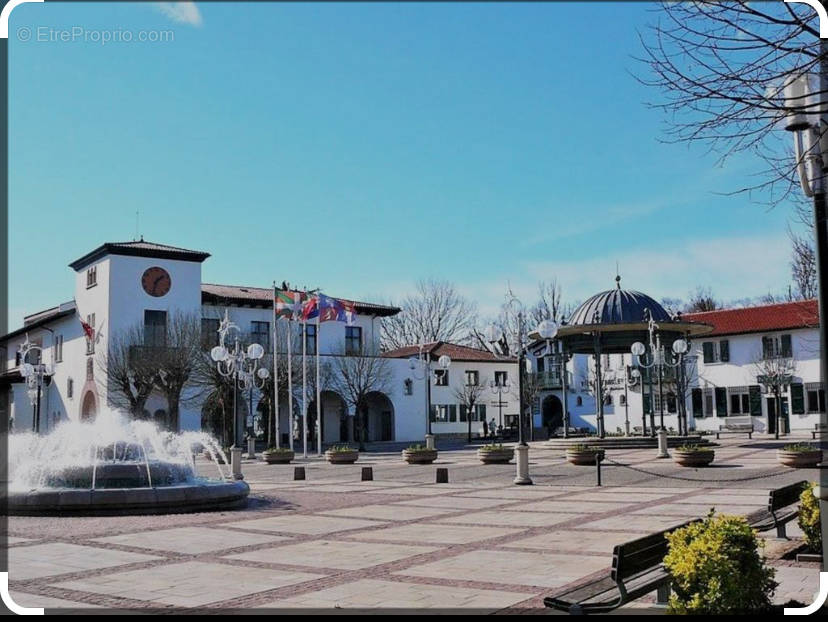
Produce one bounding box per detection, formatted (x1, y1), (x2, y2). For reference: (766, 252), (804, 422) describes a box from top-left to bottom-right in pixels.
(141, 267), (172, 297)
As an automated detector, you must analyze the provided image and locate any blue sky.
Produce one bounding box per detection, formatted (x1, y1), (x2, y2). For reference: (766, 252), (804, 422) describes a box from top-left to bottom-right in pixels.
(8, 2), (799, 328)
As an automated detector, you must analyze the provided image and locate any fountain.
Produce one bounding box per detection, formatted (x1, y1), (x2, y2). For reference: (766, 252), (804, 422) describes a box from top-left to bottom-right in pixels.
(5, 410), (249, 515)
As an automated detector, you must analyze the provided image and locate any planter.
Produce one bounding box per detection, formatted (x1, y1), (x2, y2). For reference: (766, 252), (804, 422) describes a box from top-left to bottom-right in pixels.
(402, 448), (438, 464)
(673, 449), (715, 467)
(203, 449), (229, 464)
(263, 450), (294, 464)
(565, 448), (605, 466)
(777, 449), (823, 468)
(326, 450), (359, 464)
(477, 447), (513, 464)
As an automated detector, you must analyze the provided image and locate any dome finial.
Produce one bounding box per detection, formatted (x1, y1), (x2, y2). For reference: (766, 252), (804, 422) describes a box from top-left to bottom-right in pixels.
(615, 263), (621, 290)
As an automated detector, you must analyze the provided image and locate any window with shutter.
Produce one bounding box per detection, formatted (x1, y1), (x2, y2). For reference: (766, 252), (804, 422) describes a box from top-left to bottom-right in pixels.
(749, 385), (762, 415)
(715, 387), (727, 417)
(702, 342), (715, 364)
(791, 383), (805, 414)
(692, 388), (703, 417)
(449, 405), (457, 422)
(762, 336), (773, 359)
(719, 339), (729, 362)
(781, 334), (792, 358)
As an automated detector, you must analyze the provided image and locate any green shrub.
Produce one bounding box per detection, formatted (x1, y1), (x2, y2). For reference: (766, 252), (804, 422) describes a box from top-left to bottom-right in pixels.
(798, 482), (821, 553)
(264, 446), (293, 454)
(480, 443), (507, 451)
(405, 444), (434, 453)
(567, 444), (601, 452)
(328, 444), (357, 453)
(782, 442), (819, 453)
(664, 513), (777, 614)
(677, 443), (713, 453)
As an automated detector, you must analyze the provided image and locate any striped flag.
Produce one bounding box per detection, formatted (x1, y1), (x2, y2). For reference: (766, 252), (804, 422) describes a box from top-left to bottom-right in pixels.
(275, 290), (306, 321)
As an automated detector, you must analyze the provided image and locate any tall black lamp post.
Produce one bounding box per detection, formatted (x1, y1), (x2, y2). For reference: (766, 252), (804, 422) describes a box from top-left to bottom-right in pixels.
(18, 333), (53, 435)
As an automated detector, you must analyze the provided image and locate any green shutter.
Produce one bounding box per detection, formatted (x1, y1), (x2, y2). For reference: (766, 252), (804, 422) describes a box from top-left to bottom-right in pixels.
(449, 405), (457, 422)
(749, 385), (762, 416)
(781, 334), (793, 358)
(792, 383), (805, 415)
(478, 404), (486, 420)
(762, 336), (773, 359)
(692, 389), (703, 417)
(719, 340), (729, 362)
(459, 405), (467, 422)
(429, 405), (437, 423)
(702, 342), (714, 364)
(715, 387), (728, 417)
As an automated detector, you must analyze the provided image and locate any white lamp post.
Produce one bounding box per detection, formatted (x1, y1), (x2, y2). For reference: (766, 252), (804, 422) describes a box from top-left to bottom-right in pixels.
(409, 346), (451, 449)
(18, 333), (53, 434)
(211, 310), (269, 473)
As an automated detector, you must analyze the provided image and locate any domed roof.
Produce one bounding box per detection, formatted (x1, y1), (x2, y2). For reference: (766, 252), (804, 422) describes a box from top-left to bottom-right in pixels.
(567, 277), (673, 327)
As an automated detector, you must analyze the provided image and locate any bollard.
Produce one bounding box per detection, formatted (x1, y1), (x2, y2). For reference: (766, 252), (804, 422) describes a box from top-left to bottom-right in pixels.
(436, 467), (449, 484)
(231, 447), (244, 480)
(596, 453), (602, 487)
(361, 467), (373, 481)
(294, 466), (306, 481)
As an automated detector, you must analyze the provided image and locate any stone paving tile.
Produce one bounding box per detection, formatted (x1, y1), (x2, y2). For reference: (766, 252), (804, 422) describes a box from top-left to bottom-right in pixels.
(53, 560), (324, 607)
(363, 486), (471, 496)
(318, 504), (455, 521)
(226, 539), (437, 570)
(434, 510), (581, 528)
(221, 514), (386, 535)
(670, 493), (767, 506)
(630, 503), (761, 517)
(455, 487), (571, 500)
(260, 578), (529, 610)
(772, 565), (820, 606)
(345, 522), (524, 545)
(396, 549), (607, 588)
(392, 496), (515, 510)
(9, 590), (103, 609)
(500, 529), (642, 555)
(9, 543), (159, 581)
(93, 526), (290, 555)
(512, 499), (637, 514)
(580, 515), (693, 532)
(564, 491), (676, 503)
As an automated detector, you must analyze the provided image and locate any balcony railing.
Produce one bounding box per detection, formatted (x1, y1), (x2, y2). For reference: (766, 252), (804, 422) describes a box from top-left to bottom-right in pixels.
(532, 371), (563, 389)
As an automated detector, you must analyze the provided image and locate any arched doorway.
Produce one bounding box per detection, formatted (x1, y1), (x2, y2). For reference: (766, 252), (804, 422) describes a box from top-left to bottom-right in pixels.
(542, 394), (563, 435)
(365, 391), (394, 442)
(80, 391), (97, 422)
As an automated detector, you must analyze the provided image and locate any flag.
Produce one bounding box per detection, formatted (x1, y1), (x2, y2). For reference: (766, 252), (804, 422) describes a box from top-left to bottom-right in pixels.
(303, 294), (356, 324)
(275, 290), (306, 321)
(79, 317), (94, 341)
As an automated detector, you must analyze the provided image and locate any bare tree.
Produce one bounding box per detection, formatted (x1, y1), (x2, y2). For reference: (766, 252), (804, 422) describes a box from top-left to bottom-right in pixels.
(329, 345), (393, 450)
(753, 346), (797, 439)
(154, 311), (202, 432)
(639, 1), (819, 203)
(453, 373), (488, 444)
(380, 279), (478, 351)
(194, 350), (235, 447)
(529, 280), (572, 328)
(97, 323), (157, 418)
(685, 286), (720, 313)
(790, 229), (819, 299)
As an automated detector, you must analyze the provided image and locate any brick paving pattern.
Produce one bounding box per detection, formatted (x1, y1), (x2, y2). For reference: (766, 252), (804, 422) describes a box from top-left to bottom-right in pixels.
(3, 435), (823, 612)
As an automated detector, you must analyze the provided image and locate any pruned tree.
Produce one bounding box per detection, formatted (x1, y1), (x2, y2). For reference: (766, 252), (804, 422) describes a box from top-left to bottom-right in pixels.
(752, 345), (797, 439)
(686, 286), (720, 313)
(153, 311), (202, 431)
(790, 228), (818, 300)
(380, 278), (478, 351)
(97, 323), (158, 418)
(194, 350), (235, 447)
(453, 373), (488, 443)
(329, 345), (393, 450)
(639, 1), (819, 203)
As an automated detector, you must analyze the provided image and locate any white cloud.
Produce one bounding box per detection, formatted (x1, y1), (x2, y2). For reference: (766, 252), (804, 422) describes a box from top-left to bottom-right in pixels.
(156, 2), (202, 27)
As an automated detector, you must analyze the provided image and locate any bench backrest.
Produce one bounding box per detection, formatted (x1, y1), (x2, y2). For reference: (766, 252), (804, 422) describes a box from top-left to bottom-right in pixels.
(611, 519), (700, 584)
(769, 481), (808, 512)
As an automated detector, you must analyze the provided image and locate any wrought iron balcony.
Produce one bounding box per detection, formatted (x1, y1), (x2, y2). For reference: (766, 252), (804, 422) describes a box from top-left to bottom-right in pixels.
(531, 371), (563, 389)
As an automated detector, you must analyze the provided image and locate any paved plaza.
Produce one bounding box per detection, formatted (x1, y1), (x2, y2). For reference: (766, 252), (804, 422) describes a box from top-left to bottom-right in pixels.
(3, 435), (823, 612)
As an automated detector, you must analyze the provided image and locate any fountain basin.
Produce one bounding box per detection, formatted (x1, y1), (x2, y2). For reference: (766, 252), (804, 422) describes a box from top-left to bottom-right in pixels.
(6, 480), (249, 515)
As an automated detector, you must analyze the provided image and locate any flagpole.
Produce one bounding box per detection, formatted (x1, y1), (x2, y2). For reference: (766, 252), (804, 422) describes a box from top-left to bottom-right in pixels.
(316, 311), (322, 455)
(272, 283), (280, 449)
(302, 316), (308, 459)
(287, 313), (294, 452)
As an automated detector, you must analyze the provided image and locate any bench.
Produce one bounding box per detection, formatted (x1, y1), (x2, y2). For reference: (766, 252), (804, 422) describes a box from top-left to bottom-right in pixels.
(747, 481), (807, 539)
(811, 423), (828, 440)
(715, 416), (754, 439)
(544, 520), (699, 614)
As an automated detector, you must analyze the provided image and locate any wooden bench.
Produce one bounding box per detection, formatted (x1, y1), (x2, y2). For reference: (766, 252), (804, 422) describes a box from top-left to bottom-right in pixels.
(811, 423), (828, 440)
(747, 481), (807, 539)
(544, 520), (699, 614)
(715, 416), (754, 439)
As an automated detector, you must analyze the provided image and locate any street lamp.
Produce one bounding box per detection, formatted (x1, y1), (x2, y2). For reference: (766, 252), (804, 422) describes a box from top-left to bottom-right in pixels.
(409, 346), (451, 449)
(488, 376), (512, 433)
(18, 333), (53, 434)
(624, 365), (642, 437)
(211, 310), (269, 466)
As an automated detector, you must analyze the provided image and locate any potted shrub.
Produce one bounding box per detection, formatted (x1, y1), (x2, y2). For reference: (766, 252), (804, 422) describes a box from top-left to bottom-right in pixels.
(477, 443), (513, 464)
(565, 444), (605, 465)
(673, 444), (715, 467)
(664, 513), (778, 614)
(797, 482), (821, 562)
(262, 446), (295, 464)
(325, 444), (359, 464)
(777, 443), (823, 468)
(402, 444), (438, 464)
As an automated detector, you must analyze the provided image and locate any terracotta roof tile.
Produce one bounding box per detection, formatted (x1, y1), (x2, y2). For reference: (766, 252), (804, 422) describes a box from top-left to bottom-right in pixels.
(383, 341), (515, 362)
(684, 299), (819, 337)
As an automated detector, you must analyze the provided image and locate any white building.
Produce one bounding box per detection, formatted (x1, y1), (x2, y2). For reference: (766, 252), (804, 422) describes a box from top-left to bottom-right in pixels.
(0, 239), (456, 444)
(526, 296), (823, 436)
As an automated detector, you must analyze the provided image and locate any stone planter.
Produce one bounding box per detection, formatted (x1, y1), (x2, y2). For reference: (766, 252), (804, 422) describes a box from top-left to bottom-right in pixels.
(777, 449), (823, 468)
(326, 450), (359, 464)
(402, 448), (438, 464)
(673, 449), (714, 467)
(263, 450), (294, 464)
(565, 448), (605, 466)
(203, 449), (229, 464)
(477, 447), (513, 464)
